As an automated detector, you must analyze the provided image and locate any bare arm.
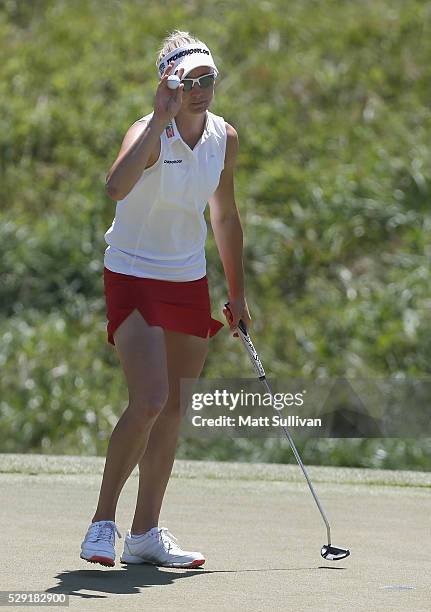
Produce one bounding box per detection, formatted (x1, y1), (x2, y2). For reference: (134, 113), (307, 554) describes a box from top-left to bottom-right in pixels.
(105, 117), (165, 200)
(209, 122), (251, 333)
(105, 62), (185, 201)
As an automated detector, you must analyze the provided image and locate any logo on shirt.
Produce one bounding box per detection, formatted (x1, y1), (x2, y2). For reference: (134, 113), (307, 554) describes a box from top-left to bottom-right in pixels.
(164, 159), (183, 164)
(166, 122), (175, 138)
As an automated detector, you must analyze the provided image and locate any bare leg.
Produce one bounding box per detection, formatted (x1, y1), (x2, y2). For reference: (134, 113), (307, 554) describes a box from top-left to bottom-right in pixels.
(91, 309), (169, 523)
(130, 330), (209, 534)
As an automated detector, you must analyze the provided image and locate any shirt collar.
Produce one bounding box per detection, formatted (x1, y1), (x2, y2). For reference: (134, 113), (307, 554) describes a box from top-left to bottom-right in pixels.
(168, 112), (210, 147)
(164, 118), (180, 142)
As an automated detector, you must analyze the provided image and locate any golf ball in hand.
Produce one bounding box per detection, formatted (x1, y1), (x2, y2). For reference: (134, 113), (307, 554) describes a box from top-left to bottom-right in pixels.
(167, 75), (180, 90)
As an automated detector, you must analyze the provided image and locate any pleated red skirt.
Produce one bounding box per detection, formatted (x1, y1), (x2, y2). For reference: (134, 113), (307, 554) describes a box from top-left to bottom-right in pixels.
(103, 266), (224, 345)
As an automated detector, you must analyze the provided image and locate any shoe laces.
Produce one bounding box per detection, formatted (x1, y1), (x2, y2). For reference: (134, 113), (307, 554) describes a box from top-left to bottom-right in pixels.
(90, 521), (122, 542)
(157, 528), (181, 553)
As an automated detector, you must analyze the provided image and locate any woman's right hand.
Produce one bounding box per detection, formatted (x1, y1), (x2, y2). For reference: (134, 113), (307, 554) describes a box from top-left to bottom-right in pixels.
(153, 62), (185, 125)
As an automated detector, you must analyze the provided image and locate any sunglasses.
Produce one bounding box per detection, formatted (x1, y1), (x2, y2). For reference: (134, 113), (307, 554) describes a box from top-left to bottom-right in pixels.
(181, 73), (216, 92)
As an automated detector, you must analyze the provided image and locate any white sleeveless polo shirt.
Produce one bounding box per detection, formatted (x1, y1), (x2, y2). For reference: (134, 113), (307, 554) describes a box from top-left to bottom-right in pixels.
(104, 110), (227, 281)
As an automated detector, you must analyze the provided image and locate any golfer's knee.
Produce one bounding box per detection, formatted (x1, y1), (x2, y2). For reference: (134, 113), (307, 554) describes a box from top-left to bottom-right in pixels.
(163, 397), (187, 421)
(128, 390), (169, 424)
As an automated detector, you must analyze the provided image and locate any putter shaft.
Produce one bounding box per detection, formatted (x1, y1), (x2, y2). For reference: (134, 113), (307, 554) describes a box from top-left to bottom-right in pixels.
(233, 315), (332, 546)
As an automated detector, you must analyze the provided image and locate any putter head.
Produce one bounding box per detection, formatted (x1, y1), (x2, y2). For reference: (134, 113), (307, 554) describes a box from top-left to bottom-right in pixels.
(321, 544), (350, 561)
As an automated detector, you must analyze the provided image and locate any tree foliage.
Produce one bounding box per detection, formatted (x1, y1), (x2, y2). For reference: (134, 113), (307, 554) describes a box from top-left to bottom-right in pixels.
(1, 0), (430, 468)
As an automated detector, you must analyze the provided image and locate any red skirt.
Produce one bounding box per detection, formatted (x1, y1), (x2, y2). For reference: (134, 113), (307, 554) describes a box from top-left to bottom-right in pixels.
(103, 266), (224, 345)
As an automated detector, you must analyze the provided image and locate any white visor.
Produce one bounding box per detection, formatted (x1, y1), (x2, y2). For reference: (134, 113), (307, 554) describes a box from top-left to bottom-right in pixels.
(158, 43), (218, 79)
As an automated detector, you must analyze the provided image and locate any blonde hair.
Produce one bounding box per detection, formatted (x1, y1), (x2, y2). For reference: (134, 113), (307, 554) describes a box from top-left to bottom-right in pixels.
(155, 30), (206, 68)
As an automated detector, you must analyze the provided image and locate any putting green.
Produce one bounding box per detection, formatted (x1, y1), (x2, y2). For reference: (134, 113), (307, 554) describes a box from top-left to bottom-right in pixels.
(0, 454), (429, 611)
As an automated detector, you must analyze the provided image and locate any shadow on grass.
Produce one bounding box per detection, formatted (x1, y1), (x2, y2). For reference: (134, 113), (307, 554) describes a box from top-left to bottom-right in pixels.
(47, 564), (346, 600)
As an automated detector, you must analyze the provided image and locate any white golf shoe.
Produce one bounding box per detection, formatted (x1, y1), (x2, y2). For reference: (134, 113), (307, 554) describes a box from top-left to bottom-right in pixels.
(80, 520), (122, 567)
(120, 527), (205, 568)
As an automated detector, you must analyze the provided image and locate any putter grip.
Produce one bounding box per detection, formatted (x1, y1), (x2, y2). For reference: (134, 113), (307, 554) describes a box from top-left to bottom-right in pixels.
(224, 302), (266, 378)
(224, 302), (247, 334)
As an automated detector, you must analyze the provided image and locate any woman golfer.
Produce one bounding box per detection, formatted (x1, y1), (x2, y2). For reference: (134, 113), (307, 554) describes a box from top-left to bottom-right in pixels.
(80, 30), (251, 568)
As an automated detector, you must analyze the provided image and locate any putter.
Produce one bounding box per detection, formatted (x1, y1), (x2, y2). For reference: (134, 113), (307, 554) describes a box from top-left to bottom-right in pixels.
(225, 304), (350, 561)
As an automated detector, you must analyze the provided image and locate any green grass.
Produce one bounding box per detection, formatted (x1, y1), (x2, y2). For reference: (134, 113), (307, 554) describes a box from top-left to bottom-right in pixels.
(1, 0), (431, 468)
(1, 453), (430, 488)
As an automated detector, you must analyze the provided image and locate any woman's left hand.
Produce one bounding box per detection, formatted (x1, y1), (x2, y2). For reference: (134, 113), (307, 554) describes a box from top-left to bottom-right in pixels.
(223, 297), (252, 337)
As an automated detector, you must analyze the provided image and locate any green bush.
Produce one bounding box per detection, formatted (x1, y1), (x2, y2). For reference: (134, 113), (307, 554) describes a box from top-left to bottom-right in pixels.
(1, 0), (430, 468)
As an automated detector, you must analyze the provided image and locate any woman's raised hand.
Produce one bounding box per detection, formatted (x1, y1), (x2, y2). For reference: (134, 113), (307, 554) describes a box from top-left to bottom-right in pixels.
(153, 62), (185, 124)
